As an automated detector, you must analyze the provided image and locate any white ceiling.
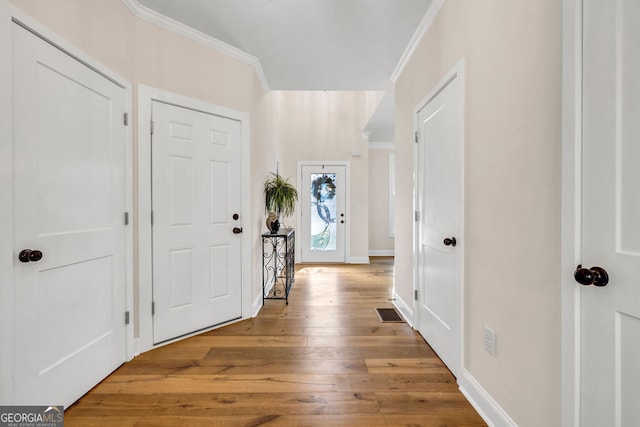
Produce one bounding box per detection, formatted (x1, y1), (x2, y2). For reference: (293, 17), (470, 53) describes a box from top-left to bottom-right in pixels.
(136, 0), (435, 140)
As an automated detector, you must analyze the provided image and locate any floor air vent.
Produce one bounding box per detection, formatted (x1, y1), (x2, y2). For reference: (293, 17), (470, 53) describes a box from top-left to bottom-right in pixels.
(375, 308), (404, 323)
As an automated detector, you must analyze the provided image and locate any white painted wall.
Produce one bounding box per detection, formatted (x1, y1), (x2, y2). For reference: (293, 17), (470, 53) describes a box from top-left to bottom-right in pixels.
(368, 146), (395, 255)
(394, 1), (562, 425)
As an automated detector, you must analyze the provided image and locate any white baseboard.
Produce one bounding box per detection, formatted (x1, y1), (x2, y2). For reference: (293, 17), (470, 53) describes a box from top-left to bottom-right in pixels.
(391, 290), (415, 328)
(349, 256), (370, 264)
(368, 250), (395, 256)
(252, 294), (263, 318)
(458, 369), (518, 427)
(133, 337), (142, 358)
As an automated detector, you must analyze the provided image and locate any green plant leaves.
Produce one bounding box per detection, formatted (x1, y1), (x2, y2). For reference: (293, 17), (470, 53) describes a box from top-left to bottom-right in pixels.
(264, 173), (298, 217)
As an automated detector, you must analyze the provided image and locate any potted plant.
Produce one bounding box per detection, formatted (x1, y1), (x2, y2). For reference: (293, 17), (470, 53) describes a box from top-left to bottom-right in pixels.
(264, 172), (298, 234)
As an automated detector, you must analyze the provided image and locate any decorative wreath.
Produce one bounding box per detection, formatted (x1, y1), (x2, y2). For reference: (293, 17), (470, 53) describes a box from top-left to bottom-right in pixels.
(311, 175), (336, 224)
(311, 175), (336, 202)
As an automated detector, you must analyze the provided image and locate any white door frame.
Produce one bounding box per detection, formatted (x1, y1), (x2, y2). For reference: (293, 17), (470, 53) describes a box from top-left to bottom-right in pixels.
(137, 85), (252, 353)
(561, 0), (583, 425)
(0, 5), (135, 403)
(296, 161), (351, 263)
(412, 59), (465, 378)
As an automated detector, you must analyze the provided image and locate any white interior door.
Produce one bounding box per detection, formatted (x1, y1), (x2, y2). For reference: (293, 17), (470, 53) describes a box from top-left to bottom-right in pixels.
(580, 1), (640, 425)
(299, 163), (347, 263)
(152, 101), (242, 344)
(415, 67), (464, 379)
(12, 23), (127, 406)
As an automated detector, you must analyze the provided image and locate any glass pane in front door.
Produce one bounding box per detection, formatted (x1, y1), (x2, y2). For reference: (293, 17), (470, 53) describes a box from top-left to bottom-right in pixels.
(309, 173), (337, 251)
(300, 163), (346, 263)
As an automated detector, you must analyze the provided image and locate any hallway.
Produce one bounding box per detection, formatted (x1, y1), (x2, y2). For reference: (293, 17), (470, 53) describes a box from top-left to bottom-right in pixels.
(65, 258), (486, 426)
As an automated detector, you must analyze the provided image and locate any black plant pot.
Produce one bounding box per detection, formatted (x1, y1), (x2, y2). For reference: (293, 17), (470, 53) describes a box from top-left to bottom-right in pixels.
(270, 218), (280, 234)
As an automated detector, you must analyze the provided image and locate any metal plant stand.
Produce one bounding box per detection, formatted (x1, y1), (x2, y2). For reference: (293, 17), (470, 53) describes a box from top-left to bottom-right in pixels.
(262, 229), (295, 304)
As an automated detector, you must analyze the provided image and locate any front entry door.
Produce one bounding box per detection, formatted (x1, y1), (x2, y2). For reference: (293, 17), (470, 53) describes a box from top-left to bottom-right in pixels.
(151, 101), (242, 344)
(580, 1), (640, 424)
(299, 163), (347, 263)
(415, 66), (464, 379)
(12, 23), (127, 406)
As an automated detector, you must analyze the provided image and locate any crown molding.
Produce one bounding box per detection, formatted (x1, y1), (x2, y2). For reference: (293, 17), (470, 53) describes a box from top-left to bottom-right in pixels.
(390, 0), (445, 83)
(120, 0), (270, 92)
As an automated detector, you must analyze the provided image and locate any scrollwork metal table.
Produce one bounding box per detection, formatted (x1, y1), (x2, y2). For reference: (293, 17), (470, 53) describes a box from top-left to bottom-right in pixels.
(262, 229), (295, 304)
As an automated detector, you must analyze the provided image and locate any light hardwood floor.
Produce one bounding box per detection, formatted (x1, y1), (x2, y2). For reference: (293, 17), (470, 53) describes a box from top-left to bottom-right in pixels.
(66, 257), (486, 426)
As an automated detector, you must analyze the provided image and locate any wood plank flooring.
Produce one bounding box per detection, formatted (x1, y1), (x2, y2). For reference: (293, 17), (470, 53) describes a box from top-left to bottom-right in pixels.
(65, 257), (486, 426)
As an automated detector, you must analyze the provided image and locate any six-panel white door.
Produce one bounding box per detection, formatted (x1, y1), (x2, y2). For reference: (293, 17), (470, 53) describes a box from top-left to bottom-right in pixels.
(580, 1), (640, 424)
(12, 23), (127, 407)
(415, 69), (464, 379)
(151, 101), (242, 344)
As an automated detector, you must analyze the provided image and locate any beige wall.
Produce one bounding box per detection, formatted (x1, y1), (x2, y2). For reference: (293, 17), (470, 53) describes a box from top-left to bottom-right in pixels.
(9, 0), (272, 325)
(9, 0), (256, 112)
(271, 91), (383, 261)
(9, 0), (136, 80)
(368, 148), (394, 254)
(394, 1), (561, 425)
(250, 86), (279, 300)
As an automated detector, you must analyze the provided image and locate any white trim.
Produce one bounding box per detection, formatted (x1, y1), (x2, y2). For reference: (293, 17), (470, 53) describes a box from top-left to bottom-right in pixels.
(137, 84), (252, 353)
(296, 161), (351, 264)
(368, 250), (394, 257)
(350, 257), (370, 264)
(392, 290), (415, 328)
(388, 152), (396, 237)
(413, 59), (465, 378)
(561, 0), (583, 426)
(252, 294), (264, 318)
(411, 74), (419, 349)
(0, 4), (136, 403)
(458, 370), (518, 427)
(120, 0), (270, 92)
(391, 0), (445, 83)
(0, 0), (14, 404)
(123, 77), (135, 363)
